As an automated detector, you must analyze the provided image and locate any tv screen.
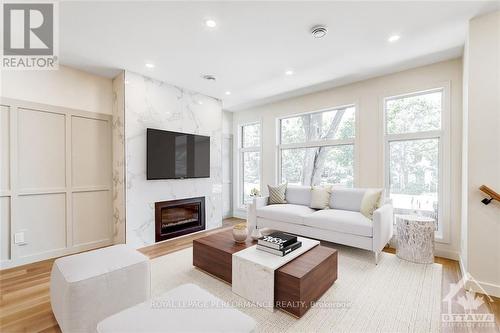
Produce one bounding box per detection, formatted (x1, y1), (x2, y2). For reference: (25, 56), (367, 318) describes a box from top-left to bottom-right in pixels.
(147, 128), (210, 180)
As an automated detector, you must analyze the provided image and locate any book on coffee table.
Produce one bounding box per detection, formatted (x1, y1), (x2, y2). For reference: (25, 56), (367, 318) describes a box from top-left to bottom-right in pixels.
(257, 241), (302, 256)
(257, 232), (297, 250)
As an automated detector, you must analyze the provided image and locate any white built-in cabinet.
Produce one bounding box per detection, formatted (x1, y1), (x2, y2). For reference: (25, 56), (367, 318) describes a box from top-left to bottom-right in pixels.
(0, 98), (113, 268)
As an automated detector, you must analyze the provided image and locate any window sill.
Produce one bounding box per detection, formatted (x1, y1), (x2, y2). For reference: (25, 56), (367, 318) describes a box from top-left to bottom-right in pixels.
(434, 231), (449, 244)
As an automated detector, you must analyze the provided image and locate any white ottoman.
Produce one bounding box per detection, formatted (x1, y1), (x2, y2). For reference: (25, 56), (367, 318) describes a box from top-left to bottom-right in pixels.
(50, 244), (150, 333)
(97, 284), (256, 333)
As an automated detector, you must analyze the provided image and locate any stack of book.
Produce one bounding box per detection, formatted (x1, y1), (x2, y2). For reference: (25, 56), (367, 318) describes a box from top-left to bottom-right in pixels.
(256, 232), (302, 256)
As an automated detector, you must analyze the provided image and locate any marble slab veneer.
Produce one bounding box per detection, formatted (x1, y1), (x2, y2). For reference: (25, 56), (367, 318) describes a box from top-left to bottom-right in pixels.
(122, 71), (223, 248)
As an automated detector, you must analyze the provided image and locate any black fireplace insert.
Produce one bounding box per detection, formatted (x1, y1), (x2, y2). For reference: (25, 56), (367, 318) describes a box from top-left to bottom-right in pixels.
(155, 197), (205, 242)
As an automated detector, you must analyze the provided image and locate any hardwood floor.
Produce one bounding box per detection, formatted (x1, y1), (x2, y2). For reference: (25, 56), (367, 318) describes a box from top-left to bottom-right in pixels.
(0, 218), (240, 332)
(0, 217), (498, 332)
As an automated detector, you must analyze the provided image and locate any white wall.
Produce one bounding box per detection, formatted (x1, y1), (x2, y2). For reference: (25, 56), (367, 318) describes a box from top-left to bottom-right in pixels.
(0, 99), (113, 269)
(124, 72), (223, 248)
(461, 11), (500, 297)
(223, 110), (234, 135)
(0, 66), (114, 269)
(232, 59), (463, 259)
(0, 65), (113, 114)
(222, 111), (234, 218)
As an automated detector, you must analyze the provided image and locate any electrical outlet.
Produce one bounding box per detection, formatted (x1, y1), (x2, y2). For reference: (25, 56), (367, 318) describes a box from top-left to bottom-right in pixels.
(14, 232), (26, 245)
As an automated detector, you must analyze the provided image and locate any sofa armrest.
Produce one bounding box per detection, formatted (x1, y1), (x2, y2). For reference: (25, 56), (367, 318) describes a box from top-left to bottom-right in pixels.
(372, 203), (394, 253)
(254, 196), (269, 209)
(247, 196), (269, 230)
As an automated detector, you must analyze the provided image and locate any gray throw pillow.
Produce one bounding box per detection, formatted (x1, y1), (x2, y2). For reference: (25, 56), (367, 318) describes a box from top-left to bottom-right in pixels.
(268, 183), (287, 204)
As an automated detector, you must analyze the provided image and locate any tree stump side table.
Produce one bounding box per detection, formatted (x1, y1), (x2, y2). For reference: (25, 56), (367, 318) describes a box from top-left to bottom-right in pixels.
(395, 214), (436, 264)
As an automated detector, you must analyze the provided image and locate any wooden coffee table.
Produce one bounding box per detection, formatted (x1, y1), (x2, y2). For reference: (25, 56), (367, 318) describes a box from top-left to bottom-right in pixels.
(193, 229), (337, 317)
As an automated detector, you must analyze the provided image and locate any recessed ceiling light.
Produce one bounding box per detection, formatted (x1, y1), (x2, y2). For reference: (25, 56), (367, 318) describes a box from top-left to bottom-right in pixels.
(202, 74), (217, 81)
(388, 35), (400, 43)
(225, 91), (231, 96)
(145, 63), (155, 69)
(285, 70), (294, 76)
(205, 19), (217, 28)
(311, 25), (328, 39)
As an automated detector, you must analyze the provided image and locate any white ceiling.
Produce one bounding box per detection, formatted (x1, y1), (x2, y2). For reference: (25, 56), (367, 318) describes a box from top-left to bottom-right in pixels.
(59, 1), (499, 111)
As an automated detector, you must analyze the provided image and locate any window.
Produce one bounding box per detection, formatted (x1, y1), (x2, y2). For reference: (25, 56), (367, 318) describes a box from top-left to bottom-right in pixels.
(384, 89), (445, 229)
(278, 106), (355, 186)
(239, 123), (261, 206)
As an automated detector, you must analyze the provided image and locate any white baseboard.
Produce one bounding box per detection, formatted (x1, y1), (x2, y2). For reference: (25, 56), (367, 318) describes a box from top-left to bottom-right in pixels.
(232, 209), (246, 219)
(459, 254), (467, 279)
(0, 239), (114, 270)
(467, 279), (500, 298)
(458, 254), (500, 298)
(434, 248), (460, 261)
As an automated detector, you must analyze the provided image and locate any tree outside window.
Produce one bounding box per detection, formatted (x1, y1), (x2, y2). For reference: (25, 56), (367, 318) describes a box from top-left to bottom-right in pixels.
(385, 90), (443, 227)
(279, 106), (355, 187)
(239, 123), (261, 206)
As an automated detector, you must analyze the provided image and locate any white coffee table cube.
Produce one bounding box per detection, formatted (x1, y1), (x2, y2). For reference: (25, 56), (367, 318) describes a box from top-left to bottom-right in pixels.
(232, 236), (320, 311)
(50, 244), (150, 332)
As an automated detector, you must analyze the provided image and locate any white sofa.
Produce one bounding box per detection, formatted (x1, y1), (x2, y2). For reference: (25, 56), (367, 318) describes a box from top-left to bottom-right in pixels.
(247, 186), (393, 263)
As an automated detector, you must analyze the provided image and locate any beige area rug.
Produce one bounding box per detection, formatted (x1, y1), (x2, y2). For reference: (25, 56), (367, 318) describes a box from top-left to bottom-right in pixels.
(151, 245), (442, 332)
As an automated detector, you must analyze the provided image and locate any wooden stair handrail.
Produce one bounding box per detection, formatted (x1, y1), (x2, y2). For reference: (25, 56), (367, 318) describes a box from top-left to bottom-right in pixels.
(479, 185), (500, 204)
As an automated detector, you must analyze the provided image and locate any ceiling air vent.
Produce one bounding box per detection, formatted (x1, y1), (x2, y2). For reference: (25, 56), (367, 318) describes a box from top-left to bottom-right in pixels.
(311, 25), (328, 39)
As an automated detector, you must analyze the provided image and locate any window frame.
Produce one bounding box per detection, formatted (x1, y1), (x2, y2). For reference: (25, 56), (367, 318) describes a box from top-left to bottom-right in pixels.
(382, 85), (451, 243)
(277, 104), (358, 187)
(237, 121), (262, 209)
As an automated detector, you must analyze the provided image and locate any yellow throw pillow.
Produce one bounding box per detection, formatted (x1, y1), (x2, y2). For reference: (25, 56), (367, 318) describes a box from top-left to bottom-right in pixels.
(360, 189), (383, 219)
(310, 185), (332, 210)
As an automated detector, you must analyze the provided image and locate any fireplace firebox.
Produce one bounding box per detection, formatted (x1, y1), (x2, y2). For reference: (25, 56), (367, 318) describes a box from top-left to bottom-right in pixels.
(155, 197), (205, 242)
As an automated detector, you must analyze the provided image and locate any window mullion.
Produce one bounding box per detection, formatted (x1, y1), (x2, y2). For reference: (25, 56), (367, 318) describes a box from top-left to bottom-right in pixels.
(279, 138), (354, 150)
(240, 146), (260, 153)
(386, 130), (441, 142)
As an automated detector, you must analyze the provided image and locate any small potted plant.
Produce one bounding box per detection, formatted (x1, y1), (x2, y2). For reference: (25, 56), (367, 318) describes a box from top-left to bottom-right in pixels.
(249, 187), (260, 198)
(232, 223), (248, 243)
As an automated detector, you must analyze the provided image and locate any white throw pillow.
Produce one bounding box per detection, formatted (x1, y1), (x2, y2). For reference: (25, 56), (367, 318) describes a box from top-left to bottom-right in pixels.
(310, 186), (332, 210)
(360, 189), (383, 219)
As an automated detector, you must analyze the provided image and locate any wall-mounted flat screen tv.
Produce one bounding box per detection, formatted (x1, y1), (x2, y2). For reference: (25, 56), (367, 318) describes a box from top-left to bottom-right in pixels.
(147, 128), (210, 180)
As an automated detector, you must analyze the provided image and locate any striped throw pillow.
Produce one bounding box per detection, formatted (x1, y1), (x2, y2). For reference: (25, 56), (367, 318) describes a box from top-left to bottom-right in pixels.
(268, 183), (287, 204)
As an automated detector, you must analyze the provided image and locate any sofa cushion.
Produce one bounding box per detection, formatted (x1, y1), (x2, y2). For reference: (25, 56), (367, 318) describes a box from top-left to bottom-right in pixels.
(285, 186), (312, 206)
(256, 204), (316, 225)
(329, 188), (367, 212)
(305, 209), (373, 237)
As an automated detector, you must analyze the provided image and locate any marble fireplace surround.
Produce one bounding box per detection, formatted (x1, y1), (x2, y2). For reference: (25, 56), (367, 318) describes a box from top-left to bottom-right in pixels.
(113, 71), (223, 248)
